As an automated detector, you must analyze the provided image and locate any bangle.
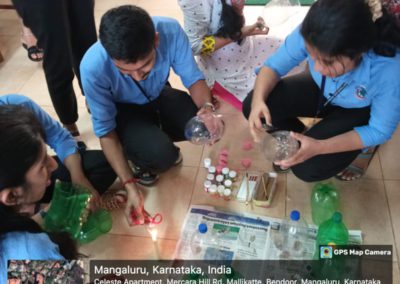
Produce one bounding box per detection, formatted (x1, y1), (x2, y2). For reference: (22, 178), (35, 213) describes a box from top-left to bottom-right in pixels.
(202, 102), (215, 112)
(122, 178), (138, 187)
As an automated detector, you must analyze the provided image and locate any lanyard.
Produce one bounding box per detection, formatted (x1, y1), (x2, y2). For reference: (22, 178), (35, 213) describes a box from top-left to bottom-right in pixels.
(315, 76), (350, 117)
(131, 77), (153, 103)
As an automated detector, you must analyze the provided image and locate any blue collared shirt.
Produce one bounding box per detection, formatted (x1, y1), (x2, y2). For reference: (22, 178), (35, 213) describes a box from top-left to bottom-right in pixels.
(81, 16), (205, 137)
(0, 94), (78, 162)
(263, 26), (400, 147)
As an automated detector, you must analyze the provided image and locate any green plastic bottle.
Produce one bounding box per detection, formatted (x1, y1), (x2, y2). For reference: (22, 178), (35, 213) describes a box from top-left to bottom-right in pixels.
(316, 212), (349, 247)
(311, 183), (339, 225)
(44, 182), (91, 239)
(78, 209), (113, 244)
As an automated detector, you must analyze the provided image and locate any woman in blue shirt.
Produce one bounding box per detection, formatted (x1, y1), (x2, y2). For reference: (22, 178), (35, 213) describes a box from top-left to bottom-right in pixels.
(243, 0), (400, 181)
(0, 105), (79, 283)
(0, 94), (117, 211)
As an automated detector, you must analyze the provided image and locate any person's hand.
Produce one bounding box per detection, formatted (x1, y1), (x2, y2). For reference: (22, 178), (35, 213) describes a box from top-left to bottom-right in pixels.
(87, 189), (102, 212)
(274, 132), (323, 168)
(124, 183), (145, 226)
(248, 99), (271, 142)
(241, 17), (269, 37)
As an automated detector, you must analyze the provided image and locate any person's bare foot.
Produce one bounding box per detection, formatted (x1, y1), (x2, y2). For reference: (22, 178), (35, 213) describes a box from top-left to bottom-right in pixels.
(336, 147), (378, 181)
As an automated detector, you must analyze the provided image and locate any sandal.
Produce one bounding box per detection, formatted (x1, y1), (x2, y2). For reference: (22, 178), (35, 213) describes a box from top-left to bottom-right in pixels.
(22, 43), (44, 62)
(21, 31), (43, 62)
(101, 188), (127, 211)
(335, 146), (379, 181)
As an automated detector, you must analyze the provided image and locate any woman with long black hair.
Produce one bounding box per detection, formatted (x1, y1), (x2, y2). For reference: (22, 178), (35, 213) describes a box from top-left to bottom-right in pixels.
(243, 0), (400, 181)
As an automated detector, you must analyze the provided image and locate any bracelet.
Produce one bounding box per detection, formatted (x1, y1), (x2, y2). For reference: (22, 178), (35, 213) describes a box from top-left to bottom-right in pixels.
(202, 102), (215, 112)
(122, 178), (139, 187)
(200, 35), (216, 56)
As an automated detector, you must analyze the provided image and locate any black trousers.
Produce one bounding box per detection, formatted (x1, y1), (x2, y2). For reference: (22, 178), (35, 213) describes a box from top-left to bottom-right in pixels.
(242, 71), (371, 182)
(12, 0), (97, 124)
(41, 149), (117, 203)
(115, 86), (198, 173)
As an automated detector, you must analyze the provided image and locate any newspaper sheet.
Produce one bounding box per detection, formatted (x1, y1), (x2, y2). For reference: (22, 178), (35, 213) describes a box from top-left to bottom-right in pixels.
(174, 205), (362, 261)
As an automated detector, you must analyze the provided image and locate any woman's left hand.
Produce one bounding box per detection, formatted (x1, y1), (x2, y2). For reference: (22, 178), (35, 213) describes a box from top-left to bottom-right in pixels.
(274, 132), (323, 169)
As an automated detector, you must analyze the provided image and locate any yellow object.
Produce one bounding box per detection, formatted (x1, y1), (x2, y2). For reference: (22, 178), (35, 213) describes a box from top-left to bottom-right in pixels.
(200, 35), (216, 55)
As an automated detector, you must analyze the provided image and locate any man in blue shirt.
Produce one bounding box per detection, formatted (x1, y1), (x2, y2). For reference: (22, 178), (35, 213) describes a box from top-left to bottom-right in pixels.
(0, 94), (117, 210)
(80, 5), (214, 224)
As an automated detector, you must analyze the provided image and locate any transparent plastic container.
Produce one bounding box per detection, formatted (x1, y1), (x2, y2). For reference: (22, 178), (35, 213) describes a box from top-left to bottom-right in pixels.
(311, 183), (340, 226)
(261, 130), (299, 161)
(273, 210), (309, 259)
(184, 113), (224, 145)
(190, 223), (210, 256)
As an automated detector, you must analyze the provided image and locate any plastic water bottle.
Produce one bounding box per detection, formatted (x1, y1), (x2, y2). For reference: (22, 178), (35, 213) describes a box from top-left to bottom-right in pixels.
(78, 209), (113, 244)
(278, 210), (309, 259)
(311, 183), (339, 225)
(190, 223), (209, 256)
(316, 212), (349, 247)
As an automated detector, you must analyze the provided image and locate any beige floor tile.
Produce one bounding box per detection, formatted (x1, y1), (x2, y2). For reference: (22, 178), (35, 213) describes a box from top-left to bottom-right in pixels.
(80, 234), (177, 260)
(0, 10), (20, 36)
(394, 262), (399, 284)
(385, 180), (400, 260)
(380, 125), (400, 180)
(201, 112), (272, 173)
(191, 167), (286, 219)
(109, 166), (197, 240)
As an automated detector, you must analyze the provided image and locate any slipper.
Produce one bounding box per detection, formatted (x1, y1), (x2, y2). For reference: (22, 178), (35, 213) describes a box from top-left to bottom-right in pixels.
(335, 146), (379, 181)
(22, 43), (43, 62)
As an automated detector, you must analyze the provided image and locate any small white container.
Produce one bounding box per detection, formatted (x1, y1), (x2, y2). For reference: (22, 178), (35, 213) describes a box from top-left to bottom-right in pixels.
(223, 188), (232, 201)
(228, 170), (237, 181)
(217, 185), (225, 197)
(204, 158), (212, 168)
(206, 174), (215, 181)
(216, 175), (224, 184)
(204, 180), (212, 192)
(224, 179), (232, 188)
(209, 184), (218, 196)
(208, 166), (216, 174)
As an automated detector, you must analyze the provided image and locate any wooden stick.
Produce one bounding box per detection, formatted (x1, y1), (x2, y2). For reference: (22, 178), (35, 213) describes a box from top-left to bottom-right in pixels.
(261, 174), (268, 198)
(245, 172), (249, 206)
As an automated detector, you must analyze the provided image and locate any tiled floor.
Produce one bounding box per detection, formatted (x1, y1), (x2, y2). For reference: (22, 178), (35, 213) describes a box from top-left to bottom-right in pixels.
(0, 0), (399, 279)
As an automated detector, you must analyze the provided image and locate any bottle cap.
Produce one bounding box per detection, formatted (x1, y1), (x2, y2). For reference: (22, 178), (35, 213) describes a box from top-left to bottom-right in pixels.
(198, 223), (208, 233)
(208, 166), (216, 174)
(229, 171), (237, 178)
(223, 188), (232, 196)
(224, 179), (232, 187)
(206, 174), (215, 181)
(332, 212), (342, 223)
(217, 185), (225, 194)
(290, 210), (300, 221)
(209, 184), (217, 193)
(216, 175), (224, 182)
(222, 167), (230, 175)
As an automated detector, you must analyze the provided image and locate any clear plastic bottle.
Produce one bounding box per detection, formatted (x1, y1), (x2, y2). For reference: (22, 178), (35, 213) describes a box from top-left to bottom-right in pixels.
(311, 183), (339, 225)
(190, 223), (209, 256)
(276, 210), (309, 259)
